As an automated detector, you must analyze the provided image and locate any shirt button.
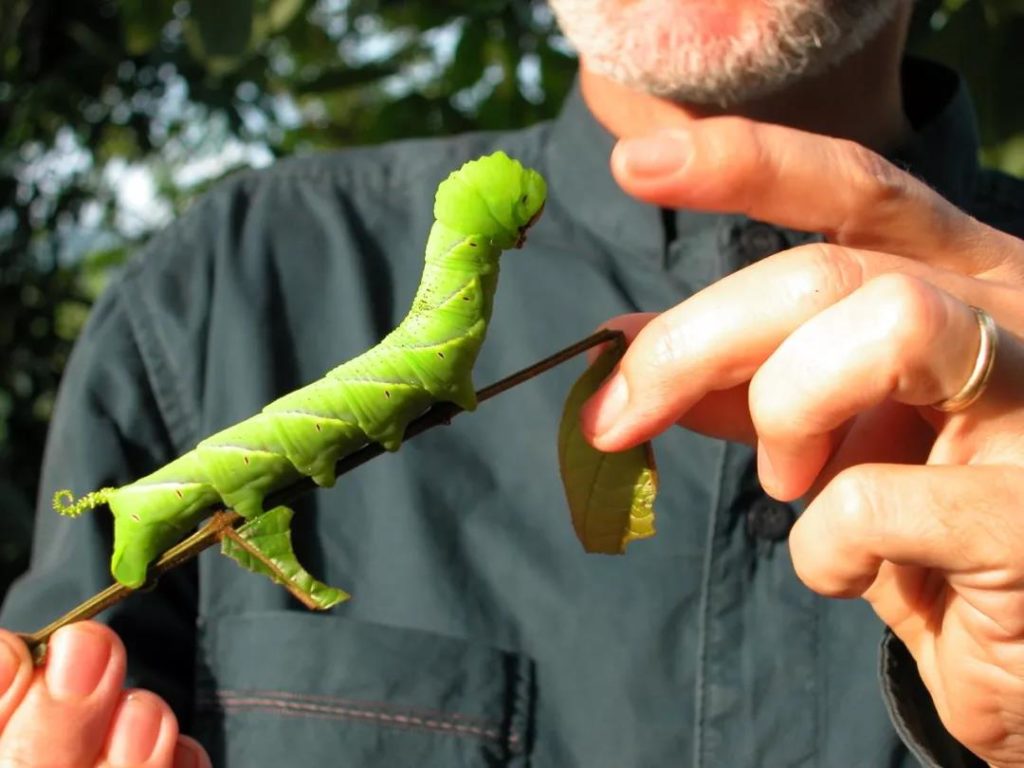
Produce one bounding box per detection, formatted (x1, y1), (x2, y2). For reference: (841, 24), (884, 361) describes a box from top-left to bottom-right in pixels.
(746, 497), (796, 541)
(738, 223), (788, 264)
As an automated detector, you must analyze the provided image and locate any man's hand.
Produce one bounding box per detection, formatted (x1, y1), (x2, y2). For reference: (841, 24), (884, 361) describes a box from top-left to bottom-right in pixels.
(0, 623), (211, 767)
(580, 120), (1024, 766)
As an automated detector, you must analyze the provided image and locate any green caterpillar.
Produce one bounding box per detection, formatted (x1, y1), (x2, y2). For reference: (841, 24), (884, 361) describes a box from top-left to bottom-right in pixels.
(56, 151), (547, 608)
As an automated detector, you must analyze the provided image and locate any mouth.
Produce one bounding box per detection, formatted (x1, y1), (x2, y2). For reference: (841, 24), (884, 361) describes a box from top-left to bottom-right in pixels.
(515, 203), (546, 248)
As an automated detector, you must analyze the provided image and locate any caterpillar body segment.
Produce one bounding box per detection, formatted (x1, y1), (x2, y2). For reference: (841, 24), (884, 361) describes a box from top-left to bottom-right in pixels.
(108, 452), (221, 586)
(57, 151), (548, 604)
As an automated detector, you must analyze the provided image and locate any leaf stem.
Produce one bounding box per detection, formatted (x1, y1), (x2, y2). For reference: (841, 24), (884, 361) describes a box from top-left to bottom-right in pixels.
(16, 328), (622, 661)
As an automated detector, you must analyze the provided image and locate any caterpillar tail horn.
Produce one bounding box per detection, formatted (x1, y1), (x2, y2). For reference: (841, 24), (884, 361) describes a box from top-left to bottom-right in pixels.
(53, 488), (114, 518)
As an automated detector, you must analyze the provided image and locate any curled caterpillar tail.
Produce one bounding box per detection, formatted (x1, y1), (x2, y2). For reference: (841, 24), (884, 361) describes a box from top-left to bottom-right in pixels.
(53, 488), (114, 518)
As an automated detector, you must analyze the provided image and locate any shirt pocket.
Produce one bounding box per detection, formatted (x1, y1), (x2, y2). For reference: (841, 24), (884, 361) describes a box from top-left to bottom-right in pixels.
(193, 611), (534, 767)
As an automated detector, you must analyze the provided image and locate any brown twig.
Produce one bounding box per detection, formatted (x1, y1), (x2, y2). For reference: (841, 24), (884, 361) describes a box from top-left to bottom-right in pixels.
(17, 329), (621, 661)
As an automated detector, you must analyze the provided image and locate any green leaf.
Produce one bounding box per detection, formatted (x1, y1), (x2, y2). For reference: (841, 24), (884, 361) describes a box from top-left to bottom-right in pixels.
(185, 0), (255, 73)
(117, 0), (174, 56)
(445, 21), (486, 91)
(292, 61), (400, 95)
(222, 505), (349, 609)
(267, 0), (306, 33)
(557, 341), (658, 554)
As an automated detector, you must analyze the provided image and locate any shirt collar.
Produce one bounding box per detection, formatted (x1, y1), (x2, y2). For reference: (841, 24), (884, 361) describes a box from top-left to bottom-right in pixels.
(544, 57), (982, 269)
(891, 57), (980, 209)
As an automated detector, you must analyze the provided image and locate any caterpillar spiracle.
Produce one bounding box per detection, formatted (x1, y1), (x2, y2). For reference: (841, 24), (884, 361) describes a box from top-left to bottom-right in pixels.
(56, 151), (547, 607)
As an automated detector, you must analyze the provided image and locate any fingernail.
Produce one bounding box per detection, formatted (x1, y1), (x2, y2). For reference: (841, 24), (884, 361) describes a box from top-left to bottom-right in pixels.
(582, 374), (630, 440)
(0, 637), (20, 693)
(619, 132), (691, 178)
(45, 624), (111, 700)
(174, 738), (206, 768)
(108, 694), (164, 765)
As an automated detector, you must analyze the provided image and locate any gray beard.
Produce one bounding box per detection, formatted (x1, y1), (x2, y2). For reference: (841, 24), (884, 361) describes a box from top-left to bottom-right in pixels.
(548, 0), (903, 107)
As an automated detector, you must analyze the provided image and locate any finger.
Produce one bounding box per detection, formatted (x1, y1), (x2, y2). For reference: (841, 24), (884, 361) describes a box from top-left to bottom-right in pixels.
(0, 622), (126, 766)
(750, 274), (983, 499)
(581, 241), (1022, 451)
(0, 631), (34, 733)
(583, 313), (654, 364)
(97, 690), (179, 768)
(171, 736), (212, 768)
(610, 120), (1023, 278)
(581, 242), (893, 449)
(789, 464), (1024, 601)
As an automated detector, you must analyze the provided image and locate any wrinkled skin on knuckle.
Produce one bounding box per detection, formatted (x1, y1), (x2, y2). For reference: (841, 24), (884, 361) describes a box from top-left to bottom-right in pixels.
(781, 242), (867, 307)
(865, 273), (949, 394)
(932, 677), (1024, 766)
(787, 470), (878, 598)
(836, 140), (909, 234)
(696, 118), (765, 211)
(638, 314), (690, 376)
(824, 468), (879, 552)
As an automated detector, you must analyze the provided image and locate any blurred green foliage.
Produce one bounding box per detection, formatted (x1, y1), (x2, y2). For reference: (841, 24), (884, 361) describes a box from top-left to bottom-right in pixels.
(0, 0), (1021, 600)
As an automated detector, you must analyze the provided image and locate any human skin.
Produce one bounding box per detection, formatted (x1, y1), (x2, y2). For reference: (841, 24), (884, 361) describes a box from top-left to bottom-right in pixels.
(0, 622), (211, 767)
(574, 2), (1024, 766)
(2, 2), (1021, 766)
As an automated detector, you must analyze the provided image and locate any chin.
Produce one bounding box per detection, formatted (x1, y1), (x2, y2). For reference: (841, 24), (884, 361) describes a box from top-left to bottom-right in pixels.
(550, 0), (901, 106)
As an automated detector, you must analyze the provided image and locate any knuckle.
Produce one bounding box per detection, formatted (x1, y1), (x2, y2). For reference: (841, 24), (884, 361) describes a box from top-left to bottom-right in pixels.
(639, 314), (689, 373)
(698, 118), (764, 205)
(748, 374), (799, 442)
(842, 140), (908, 210)
(865, 273), (947, 353)
(824, 469), (877, 542)
(781, 243), (866, 306)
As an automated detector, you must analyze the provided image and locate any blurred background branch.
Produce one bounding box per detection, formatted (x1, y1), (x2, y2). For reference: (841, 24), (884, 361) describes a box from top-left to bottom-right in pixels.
(0, 0), (1021, 600)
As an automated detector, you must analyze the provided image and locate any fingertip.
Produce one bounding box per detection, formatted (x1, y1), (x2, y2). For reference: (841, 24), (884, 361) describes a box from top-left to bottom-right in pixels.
(0, 630), (33, 720)
(579, 373), (630, 447)
(584, 314), (653, 365)
(756, 442), (820, 503)
(103, 689), (179, 767)
(611, 130), (693, 189)
(788, 497), (879, 599)
(173, 736), (212, 768)
(0, 630), (32, 677)
(45, 621), (125, 702)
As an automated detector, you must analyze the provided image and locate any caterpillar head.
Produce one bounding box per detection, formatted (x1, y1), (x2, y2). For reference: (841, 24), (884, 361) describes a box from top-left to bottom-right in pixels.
(434, 151), (547, 251)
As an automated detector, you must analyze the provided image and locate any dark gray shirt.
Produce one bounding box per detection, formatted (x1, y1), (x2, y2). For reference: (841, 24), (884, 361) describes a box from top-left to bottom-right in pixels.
(4, 59), (1023, 767)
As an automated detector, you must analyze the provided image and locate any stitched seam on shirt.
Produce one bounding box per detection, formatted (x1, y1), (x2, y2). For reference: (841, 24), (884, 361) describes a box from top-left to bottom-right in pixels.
(213, 688), (494, 726)
(693, 439), (729, 768)
(197, 691), (512, 745)
(116, 256), (199, 451)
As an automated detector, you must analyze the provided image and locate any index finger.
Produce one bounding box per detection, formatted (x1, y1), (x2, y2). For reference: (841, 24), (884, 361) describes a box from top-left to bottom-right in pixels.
(611, 120), (1018, 278)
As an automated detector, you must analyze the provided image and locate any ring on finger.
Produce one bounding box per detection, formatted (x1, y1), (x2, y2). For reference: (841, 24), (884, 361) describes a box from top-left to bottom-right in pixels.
(931, 306), (998, 413)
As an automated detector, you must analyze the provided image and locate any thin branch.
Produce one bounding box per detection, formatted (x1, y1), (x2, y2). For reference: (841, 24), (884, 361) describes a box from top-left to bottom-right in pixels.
(17, 329), (621, 661)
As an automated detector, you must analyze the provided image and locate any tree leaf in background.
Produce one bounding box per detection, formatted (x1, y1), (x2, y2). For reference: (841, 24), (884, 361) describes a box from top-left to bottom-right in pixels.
(292, 61), (402, 96)
(185, 0), (255, 74)
(117, 0), (174, 56)
(267, 0), (306, 33)
(558, 342), (658, 554)
(445, 19), (486, 91)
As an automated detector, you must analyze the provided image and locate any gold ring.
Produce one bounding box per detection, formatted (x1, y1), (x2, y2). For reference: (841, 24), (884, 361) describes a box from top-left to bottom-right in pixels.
(932, 306), (999, 413)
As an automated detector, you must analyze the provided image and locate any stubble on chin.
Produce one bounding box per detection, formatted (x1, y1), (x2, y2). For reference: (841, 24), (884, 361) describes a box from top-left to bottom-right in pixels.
(548, 0), (901, 106)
